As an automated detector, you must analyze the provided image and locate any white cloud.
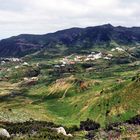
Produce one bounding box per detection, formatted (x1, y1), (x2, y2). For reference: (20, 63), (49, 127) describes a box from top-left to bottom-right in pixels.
(0, 0), (140, 39)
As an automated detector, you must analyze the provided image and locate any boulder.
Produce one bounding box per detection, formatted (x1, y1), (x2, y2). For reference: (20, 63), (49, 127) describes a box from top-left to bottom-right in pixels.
(56, 127), (67, 135)
(0, 128), (10, 138)
(54, 127), (73, 137)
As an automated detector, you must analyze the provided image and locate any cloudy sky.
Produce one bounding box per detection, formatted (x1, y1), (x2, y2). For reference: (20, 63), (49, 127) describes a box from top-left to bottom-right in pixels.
(0, 0), (139, 39)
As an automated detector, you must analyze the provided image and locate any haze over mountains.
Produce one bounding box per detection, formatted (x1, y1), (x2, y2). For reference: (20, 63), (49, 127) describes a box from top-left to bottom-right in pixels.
(0, 24), (140, 57)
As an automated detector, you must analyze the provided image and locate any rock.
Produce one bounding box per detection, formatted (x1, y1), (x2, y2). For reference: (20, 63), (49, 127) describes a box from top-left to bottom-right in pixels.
(53, 127), (73, 137)
(67, 134), (73, 137)
(23, 77), (29, 81)
(31, 77), (38, 81)
(0, 128), (10, 138)
(56, 127), (67, 136)
(23, 62), (29, 66)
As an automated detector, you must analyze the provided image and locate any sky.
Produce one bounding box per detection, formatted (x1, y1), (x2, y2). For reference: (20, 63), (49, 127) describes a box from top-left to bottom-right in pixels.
(0, 0), (139, 39)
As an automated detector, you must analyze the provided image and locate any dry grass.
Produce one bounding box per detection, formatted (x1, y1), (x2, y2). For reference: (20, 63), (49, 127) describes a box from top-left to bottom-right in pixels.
(48, 80), (72, 94)
(109, 105), (126, 116)
(0, 81), (19, 96)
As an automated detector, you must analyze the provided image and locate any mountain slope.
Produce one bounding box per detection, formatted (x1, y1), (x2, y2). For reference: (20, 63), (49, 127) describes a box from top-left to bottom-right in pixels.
(0, 24), (140, 57)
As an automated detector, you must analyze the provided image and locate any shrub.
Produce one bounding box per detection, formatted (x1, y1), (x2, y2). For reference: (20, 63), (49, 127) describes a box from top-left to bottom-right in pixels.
(25, 67), (40, 77)
(106, 122), (122, 131)
(66, 125), (79, 133)
(80, 118), (100, 131)
(126, 115), (140, 125)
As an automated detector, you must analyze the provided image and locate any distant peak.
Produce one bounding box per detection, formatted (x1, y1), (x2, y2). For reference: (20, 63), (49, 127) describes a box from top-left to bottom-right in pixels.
(102, 24), (113, 28)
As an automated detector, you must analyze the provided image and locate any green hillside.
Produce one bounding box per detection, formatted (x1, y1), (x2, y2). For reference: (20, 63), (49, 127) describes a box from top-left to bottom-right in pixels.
(0, 47), (140, 139)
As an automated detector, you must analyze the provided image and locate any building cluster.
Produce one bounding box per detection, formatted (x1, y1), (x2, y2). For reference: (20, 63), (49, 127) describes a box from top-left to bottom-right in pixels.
(59, 51), (113, 65)
(53, 51), (114, 73)
(111, 47), (125, 52)
(0, 57), (22, 65)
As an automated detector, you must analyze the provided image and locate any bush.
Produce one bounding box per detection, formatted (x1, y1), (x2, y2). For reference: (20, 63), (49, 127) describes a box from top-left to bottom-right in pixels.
(25, 67), (40, 77)
(2, 121), (74, 139)
(126, 115), (140, 125)
(80, 118), (100, 131)
(106, 122), (122, 131)
(66, 125), (79, 133)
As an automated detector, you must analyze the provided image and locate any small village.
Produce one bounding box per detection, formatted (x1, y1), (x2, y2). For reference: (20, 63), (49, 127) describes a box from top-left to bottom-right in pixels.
(54, 51), (114, 71)
(0, 47), (127, 78)
(53, 46), (128, 69)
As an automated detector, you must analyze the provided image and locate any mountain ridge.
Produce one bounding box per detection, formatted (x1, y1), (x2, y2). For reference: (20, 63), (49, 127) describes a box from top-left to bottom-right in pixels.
(0, 24), (140, 57)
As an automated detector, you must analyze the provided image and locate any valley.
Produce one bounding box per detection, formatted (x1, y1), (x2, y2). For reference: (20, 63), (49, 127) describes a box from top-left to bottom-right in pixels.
(0, 24), (140, 139)
(0, 49), (140, 139)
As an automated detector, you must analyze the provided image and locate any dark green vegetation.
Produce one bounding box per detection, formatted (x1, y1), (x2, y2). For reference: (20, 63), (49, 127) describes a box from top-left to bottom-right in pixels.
(0, 116), (140, 139)
(0, 120), (72, 140)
